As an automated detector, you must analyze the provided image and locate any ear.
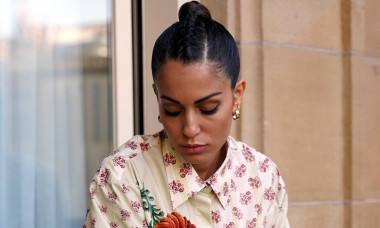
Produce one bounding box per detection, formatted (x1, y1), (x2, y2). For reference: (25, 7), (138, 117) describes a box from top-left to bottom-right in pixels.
(233, 79), (246, 109)
(152, 83), (158, 98)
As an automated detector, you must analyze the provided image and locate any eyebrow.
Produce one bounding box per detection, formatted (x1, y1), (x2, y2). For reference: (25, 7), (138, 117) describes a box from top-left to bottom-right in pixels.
(160, 92), (222, 105)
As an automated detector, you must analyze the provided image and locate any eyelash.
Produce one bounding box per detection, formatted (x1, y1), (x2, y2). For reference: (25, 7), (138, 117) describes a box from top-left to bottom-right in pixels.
(164, 105), (219, 117)
(201, 105), (219, 115)
(164, 110), (181, 117)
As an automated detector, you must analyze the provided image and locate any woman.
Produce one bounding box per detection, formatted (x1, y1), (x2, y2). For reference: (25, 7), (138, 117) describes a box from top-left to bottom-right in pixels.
(84, 1), (289, 227)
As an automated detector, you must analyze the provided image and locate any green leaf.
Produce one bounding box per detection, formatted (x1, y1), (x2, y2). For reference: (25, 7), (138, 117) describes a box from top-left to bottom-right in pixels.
(138, 182), (165, 227)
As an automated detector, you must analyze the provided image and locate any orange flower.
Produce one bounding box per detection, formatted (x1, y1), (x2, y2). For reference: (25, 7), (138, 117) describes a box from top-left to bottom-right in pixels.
(154, 212), (196, 228)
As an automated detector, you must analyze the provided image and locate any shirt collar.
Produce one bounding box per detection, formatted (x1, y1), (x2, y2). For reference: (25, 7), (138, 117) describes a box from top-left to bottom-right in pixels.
(161, 133), (237, 210)
(204, 137), (236, 209)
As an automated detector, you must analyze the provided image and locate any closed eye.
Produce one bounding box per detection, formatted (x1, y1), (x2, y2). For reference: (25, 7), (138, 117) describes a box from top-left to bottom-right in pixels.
(164, 109), (181, 117)
(201, 105), (219, 115)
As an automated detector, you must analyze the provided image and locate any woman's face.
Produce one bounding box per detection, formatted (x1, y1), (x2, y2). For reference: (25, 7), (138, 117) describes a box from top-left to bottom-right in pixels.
(154, 60), (245, 179)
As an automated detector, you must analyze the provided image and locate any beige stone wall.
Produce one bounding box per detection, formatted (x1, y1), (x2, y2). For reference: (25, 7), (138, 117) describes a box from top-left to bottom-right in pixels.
(202, 0), (380, 227)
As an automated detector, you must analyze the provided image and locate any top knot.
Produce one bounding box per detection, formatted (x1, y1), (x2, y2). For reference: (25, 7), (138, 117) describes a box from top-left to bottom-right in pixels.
(178, 1), (211, 22)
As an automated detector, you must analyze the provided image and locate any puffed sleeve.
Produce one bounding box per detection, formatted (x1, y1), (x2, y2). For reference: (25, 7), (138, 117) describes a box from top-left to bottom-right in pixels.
(266, 167), (290, 228)
(83, 157), (148, 228)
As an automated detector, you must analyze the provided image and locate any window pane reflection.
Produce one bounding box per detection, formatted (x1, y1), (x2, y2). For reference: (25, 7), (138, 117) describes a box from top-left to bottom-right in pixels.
(0, 0), (112, 227)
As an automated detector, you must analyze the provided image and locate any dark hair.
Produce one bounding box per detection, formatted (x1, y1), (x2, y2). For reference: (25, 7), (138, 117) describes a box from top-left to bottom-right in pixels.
(151, 1), (240, 89)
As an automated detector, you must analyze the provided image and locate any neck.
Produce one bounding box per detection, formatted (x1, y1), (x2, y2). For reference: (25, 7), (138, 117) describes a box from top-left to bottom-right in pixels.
(193, 143), (228, 181)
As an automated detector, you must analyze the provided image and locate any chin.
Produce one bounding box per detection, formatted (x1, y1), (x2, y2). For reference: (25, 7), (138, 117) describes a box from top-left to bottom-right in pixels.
(179, 153), (205, 164)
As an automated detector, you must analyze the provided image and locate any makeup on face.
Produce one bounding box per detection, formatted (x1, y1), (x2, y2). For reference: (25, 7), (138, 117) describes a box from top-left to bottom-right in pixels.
(160, 92), (222, 117)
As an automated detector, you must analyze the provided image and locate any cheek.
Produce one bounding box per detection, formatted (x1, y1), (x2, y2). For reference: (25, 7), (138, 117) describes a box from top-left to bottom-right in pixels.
(163, 120), (178, 133)
(220, 111), (233, 131)
(207, 107), (233, 134)
(160, 114), (181, 136)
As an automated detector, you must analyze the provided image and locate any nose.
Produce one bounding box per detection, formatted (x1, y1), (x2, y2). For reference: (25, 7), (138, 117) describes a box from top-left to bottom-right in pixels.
(182, 110), (200, 139)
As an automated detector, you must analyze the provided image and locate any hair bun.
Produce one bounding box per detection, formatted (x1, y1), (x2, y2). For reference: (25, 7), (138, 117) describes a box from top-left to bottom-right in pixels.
(178, 1), (211, 22)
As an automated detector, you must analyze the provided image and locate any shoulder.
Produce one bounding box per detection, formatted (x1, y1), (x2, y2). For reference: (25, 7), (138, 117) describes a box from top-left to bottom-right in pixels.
(93, 131), (165, 183)
(227, 136), (282, 179)
(227, 137), (287, 198)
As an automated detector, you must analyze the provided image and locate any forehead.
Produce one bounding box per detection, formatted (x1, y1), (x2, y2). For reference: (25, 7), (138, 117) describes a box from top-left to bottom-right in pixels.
(156, 60), (231, 97)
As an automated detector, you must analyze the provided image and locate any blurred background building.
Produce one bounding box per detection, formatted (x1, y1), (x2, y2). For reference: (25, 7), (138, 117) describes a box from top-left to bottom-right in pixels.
(0, 0), (379, 227)
(195, 1), (380, 227)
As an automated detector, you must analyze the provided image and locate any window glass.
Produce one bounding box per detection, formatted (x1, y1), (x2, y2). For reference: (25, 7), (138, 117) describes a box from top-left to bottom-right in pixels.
(0, 0), (112, 227)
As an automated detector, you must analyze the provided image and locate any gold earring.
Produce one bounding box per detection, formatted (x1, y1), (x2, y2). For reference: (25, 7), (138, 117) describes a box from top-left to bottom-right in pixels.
(158, 115), (162, 123)
(232, 105), (241, 120)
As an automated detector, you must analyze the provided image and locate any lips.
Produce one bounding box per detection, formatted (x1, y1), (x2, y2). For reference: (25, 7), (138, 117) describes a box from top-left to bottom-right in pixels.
(181, 144), (206, 154)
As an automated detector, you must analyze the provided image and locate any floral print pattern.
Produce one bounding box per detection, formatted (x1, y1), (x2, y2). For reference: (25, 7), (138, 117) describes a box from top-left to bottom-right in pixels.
(163, 153), (176, 167)
(249, 176), (262, 189)
(234, 164), (247, 178)
(179, 163), (192, 178)
(264, 188), (276, 201)
(98, 168), (109, 187)
(108, 192), (118, 203)
(169, 180), (185, 194)
(84, 130), (289, 228)
(212, 210), (222, 223)
(120, 209), (131, 221)
(113, 156), (126, 168)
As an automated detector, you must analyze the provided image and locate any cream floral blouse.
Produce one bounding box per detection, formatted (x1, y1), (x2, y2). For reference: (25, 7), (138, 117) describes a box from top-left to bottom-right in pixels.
(84, 130), (290, 228)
